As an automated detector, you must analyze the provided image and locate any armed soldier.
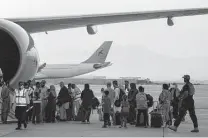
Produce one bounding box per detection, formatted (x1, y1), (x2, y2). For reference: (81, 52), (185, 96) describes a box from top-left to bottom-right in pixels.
(169, 75), (199, 133)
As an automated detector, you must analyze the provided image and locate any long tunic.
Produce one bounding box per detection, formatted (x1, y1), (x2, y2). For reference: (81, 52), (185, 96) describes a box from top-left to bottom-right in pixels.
(1, 85), (10, 122)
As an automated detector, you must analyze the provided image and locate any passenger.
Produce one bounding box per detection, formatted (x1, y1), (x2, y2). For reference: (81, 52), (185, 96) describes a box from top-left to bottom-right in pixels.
(105, 82), (115, 125)
(136, 86), (148, 127)
(11, 81), (30, 130)
(1, 81), (10, 124)
(67, 83), (73, 121)
(102, 90), (111, 128)
(40, 80), (49, 122)
(128, 83), (138, 125)
(169, 75), (199, 133)
(124, 80), (130, 95)
(32, 82), (41, 124)
(57, 82), (70, 121)
(120, 95), (129, 128)
(45, 85), (57, 123)
(24, 82), (31, 123)
(112, 80), (121, 126)
(170, 83), (180, 119)
(101, 88), (105, 101)
(159, 84), (171, 127)
(72, 84), (81, 117)
(27, 80), (34, 122)
(81, 84), (94, 124)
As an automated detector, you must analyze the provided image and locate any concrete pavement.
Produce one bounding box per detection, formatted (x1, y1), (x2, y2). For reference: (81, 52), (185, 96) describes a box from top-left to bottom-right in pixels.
(0, 109), (207, 137)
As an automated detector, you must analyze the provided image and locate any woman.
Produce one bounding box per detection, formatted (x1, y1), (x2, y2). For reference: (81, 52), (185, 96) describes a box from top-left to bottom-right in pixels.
(46, 85), (57, 123)
(81, 84), (95, 123)
(159, 84), (172, 127)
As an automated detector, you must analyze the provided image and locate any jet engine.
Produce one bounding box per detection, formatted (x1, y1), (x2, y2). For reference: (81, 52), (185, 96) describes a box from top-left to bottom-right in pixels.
(0, 19), (39, 88)
(87, 25), (98, 35)
(167, 17), (174, 26)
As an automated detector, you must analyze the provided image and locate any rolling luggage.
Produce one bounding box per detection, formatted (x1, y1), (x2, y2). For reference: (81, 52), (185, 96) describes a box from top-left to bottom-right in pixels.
(115, 112), (121, 125)
(149, 101), (163, 128)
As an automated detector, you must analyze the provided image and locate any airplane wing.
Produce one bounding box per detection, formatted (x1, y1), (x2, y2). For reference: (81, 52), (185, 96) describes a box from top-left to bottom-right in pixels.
(7, 7), (208, 33)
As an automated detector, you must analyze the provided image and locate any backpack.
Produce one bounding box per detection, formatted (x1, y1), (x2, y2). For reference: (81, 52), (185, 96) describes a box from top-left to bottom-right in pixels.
(188, 83), (195, 96)
(121, 101), (129, 113)
(136, 93), (148, 109)
(114, 88), (125, 107)
(92, 97), (100, 109)
(146, 94), (153, 108)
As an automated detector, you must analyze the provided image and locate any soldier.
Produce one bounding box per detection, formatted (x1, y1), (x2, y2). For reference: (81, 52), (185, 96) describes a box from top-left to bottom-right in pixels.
(168, 75), (199, 132)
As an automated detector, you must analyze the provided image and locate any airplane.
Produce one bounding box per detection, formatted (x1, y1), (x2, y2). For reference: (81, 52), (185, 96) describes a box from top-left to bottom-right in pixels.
(35, 41), (112, 80)
(0, 7), (208, 88)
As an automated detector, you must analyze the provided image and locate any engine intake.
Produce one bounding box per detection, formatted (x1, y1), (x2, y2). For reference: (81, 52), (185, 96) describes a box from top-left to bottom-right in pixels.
(0, 19), (39, 88)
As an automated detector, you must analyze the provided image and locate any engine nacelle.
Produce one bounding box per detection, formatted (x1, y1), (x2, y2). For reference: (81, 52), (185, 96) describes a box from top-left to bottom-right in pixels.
(87, 25), (98, 35)
(167, 17), (174, 26)
(0, 19), (39, 88)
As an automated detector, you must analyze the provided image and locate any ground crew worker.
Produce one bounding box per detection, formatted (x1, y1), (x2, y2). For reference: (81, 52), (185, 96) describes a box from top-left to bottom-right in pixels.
(11, 81), (30, 130)
(169, 75), (199, 133)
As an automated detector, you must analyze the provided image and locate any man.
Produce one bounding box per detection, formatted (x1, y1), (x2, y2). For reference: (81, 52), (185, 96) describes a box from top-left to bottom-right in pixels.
(128, 83), (138, 125)
(72, 84), (81, 117)
(124, 80), (130, 95)
(24, 81), (34, 123)
(57, 82), (70, 121)
(66, 83), (73, 121)
(113, 80), (121, 126)
(40, 80), (48, 122)
(170, 83), (180, 120)
(32, 82), (41, 124)
(1, 81), (10, 124)
(169, 75), (199, 133)
(105, 82), (115, 125)
(11, 81), (30, 130)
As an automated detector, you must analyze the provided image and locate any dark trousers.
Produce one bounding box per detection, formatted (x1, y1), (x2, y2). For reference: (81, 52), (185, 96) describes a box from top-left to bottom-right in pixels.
(15, 106), (27, 128)
(83, 108), (91, 122)
(103, 113), (110, 126)
(46, 110), (55, 122)
(174, 97), (198, 128)
(32, 103), (41, 123)
(136, 109), (148, 126)
(129, 104), (136, 123)
(173, 103), (179, 119)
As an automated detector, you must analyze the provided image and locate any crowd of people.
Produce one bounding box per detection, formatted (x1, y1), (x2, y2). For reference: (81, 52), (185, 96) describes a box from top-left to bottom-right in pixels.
(0, 74), (199, 133)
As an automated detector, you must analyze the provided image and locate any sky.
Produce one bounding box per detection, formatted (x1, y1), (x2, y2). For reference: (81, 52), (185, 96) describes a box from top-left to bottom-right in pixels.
(1, 0), (208, 81)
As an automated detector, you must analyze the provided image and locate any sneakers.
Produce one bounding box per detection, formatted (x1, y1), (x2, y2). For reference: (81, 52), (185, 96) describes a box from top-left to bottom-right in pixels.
(168, 126), (177, 132)
(191, 128), (199, 133)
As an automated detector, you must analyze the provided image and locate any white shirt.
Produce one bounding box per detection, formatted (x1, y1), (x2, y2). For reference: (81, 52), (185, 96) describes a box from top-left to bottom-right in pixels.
(114, 87), (121, 112)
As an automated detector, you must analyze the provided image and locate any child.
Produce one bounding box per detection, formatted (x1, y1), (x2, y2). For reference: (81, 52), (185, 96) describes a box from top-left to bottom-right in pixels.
(120, 95), (129, 128)
(102, 90), (111, 128)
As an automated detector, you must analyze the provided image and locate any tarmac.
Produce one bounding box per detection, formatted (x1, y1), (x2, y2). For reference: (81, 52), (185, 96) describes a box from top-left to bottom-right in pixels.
(0, 109), (208, 137)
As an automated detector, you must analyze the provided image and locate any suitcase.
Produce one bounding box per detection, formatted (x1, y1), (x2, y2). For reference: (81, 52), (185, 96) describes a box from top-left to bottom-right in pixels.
(149, 101), (163, 128)
(115, 112), (121, 125)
